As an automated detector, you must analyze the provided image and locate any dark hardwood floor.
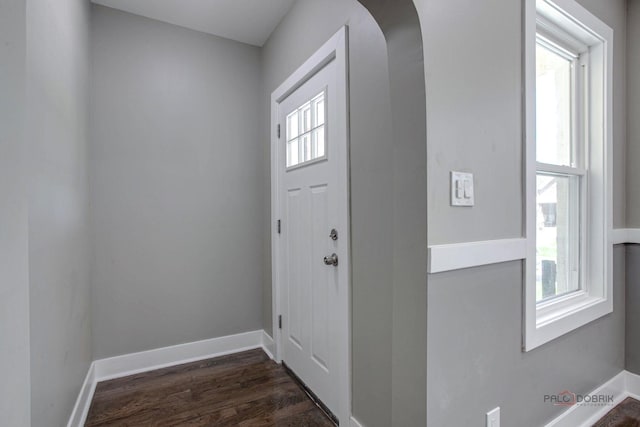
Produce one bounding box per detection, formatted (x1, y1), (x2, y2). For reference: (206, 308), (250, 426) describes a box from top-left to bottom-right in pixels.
(594, 397), (640, 427)
(85, 349), (335, 426)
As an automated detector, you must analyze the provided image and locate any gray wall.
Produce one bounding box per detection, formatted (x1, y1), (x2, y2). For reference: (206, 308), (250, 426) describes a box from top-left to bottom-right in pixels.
(262, 1), (427, 426)
(627, 0), (640, 376)
(421, 0), (522, 245)
(361, 2), (428, 425)
(576, 0), (628, 229)
(90, 5), (264, 359)
(25, 0), (93, 425)
(629, 0), (640, 226)
(0, 1), (30, 426)
(0, 1), (92, 425)
(416, 0), (628, 425)
(419, 0), (626, 245)
(428, 252), (625, 427)
(627, 245), (640, 374)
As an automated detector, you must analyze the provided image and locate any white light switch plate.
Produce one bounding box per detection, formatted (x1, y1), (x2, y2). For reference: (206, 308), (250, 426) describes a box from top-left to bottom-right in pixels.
(486, 407), (500, 427)
(451, 171), (474, 206)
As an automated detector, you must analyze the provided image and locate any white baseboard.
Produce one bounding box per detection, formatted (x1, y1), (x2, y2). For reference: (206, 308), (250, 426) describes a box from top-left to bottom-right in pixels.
(625, 370), (640, 399)
(546, 370), (640, 427)
(350, 415), (365, 427)
(94, 330), (264, 382)
(68, 329), (270, 427)
(66, 363), (96, 427)
(261, 330), (275, 360)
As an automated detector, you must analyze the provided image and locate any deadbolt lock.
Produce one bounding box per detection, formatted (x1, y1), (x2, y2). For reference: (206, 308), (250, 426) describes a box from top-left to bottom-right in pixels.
(329, 229), (338, 241)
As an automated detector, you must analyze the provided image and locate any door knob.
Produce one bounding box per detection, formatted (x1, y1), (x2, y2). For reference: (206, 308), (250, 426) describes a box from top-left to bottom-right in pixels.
(323, 253), (339, 266)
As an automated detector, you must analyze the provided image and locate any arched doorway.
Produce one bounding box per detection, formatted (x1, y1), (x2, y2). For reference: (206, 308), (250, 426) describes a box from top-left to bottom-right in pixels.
(354, 2), (427, 426)
(265, 1), (427, 425)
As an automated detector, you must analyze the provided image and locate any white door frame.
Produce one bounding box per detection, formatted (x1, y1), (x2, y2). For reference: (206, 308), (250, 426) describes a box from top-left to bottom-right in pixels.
(270, 26), (351, 425)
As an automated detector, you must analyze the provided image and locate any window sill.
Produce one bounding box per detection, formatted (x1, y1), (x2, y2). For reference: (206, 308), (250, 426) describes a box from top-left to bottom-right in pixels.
(526, 292), (612, 351)
(537, 291), (606, 327)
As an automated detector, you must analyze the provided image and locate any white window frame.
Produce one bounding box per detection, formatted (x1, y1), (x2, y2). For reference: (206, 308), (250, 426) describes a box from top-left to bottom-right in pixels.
(524, 0), (613, 351)
(285, 90), (328, 170)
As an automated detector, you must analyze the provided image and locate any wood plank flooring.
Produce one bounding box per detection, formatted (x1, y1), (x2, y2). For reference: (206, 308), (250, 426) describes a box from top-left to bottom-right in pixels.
(85, 349), (335, 426)
(594, 397), (640, 427)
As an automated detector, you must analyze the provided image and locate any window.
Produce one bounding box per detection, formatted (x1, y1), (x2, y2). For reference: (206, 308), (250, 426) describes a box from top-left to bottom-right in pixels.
(524, 0), (613, 351)
(535, 32), (585, 304)
(286, 91), (326, 169)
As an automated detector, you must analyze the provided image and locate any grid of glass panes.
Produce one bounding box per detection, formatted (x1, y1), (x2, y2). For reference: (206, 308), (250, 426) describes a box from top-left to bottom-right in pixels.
(535, 35), (585, 303)
(286, 91), (326, 168)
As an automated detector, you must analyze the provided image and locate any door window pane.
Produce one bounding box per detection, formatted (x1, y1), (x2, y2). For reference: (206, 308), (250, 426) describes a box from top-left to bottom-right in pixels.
(536, 173), (580, 302)
(536, 43), (572, 166)
(286, 91), (327, 168)
(315, 126), (325, 157)
(315, 97), (325, 126)
(288, 110), (299, 140)
(302, 104), (312, 133)
(287, 139), (299, 167)
(301, 133), (311, 163)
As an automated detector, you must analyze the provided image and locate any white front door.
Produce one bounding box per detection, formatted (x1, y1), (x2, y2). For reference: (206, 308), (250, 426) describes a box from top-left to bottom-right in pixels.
(274, 29), (349, 423)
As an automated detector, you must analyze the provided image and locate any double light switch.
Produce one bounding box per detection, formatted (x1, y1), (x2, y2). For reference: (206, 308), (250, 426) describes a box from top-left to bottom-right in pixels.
(451, 171), (474, 207)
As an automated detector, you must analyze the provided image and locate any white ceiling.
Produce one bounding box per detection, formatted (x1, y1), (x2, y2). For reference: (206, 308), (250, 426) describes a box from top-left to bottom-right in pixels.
(91, 0), (296, 46)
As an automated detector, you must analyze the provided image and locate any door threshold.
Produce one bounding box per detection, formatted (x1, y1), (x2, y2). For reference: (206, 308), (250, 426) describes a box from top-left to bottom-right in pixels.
(283, 362), (339, 426)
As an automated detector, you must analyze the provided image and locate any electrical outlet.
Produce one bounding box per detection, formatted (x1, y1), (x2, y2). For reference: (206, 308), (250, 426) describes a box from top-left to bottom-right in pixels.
(486, 407), (500, 427)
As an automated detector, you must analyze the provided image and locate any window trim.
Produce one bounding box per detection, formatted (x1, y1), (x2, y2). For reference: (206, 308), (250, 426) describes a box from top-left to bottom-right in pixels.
(524, 0), (613, 351)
